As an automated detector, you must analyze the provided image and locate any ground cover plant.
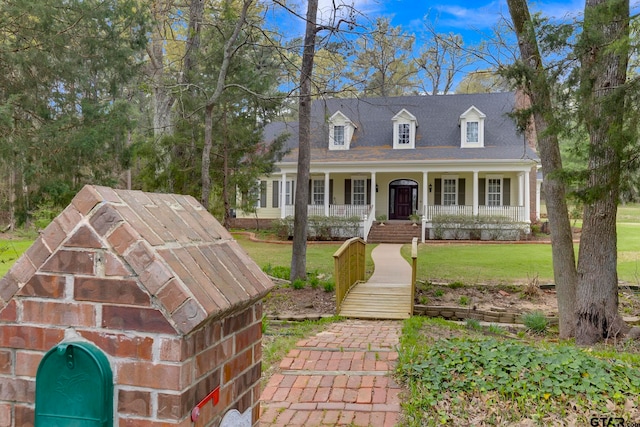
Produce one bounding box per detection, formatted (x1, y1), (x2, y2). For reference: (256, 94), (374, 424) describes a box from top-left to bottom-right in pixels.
(396, 317), (640, 426)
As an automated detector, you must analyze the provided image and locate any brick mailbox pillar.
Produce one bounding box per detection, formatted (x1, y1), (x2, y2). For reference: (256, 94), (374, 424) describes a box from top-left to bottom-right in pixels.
(0, 185), (274, 427)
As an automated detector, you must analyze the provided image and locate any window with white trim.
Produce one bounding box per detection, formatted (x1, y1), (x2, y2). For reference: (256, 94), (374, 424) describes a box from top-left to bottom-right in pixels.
(466, 121), (479, 143)
(352, 178), (366, 205)
(392, 109), (417, 149)
(459, 106), (485, 148)
(398, 124), (411, 145)
(443, 178), (457, 206)
(255, 180), (267, 208)
(487, 177), (502, 206)
(329, 111), (355, 150)
(333, 125), (344, 146)
(283, 180), (295, 205)
(312, 179), (325, 205)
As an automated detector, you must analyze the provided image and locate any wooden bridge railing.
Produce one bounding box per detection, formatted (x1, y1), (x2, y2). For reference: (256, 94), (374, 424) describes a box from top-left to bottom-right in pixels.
(333, 237), (366, 313)
(411, 237), (418, 316)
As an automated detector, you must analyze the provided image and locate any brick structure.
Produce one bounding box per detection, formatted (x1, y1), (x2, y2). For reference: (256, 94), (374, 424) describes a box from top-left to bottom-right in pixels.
(0, 185), (273, 426)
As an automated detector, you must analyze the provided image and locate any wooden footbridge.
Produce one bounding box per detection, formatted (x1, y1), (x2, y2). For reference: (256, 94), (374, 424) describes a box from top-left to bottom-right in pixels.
(334, 238), (417, 320)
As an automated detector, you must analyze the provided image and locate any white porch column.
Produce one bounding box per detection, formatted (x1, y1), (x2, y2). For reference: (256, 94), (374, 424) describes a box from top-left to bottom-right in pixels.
(280, 173), (287, 218)
(472, 171), (479, 216)
(324, 172), (330, 216)
(536, 177), (542, 221)
(370, 172), (377, 217)
(524, 170), (531, 222)
(422, 171), (428, 215)
(518, 173), (525, 206)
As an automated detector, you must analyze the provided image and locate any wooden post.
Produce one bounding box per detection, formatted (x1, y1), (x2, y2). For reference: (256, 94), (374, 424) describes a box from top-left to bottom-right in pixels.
(411, 237), (418, 316)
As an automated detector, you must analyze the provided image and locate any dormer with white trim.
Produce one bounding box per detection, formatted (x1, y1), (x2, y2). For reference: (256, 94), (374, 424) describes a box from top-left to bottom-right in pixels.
(329, 111), (356, 150)
(392, 109), (418, 149)
(459, 106), (486, 148)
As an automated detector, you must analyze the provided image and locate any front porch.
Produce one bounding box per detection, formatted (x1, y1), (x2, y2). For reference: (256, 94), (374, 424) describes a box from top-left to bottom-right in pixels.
(241, 167), (540, 241)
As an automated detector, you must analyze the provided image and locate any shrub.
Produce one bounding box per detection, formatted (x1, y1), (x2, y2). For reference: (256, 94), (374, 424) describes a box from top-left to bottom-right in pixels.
(270, 217), (293, 240)
(459, 295), (470, 306)
(323, 280), (335, 293)
(264, 265), (290, 280)
(434, 289), (445, 298)
(292, 278), (306, 290)
(448, 281), (465, 289)
(465, 318), (481, 330)
(309, 275), (320, 289)
(522, 311), (548, 333)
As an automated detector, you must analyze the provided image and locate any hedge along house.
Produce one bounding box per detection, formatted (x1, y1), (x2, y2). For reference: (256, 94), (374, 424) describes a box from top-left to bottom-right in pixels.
(234, 92), (541, 241)
(0, 185), (272, 426)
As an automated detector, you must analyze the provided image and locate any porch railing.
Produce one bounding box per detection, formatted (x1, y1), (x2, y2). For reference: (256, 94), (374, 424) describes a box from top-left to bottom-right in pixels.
(425, 205), (473, 219)
(284, 204), (372, 218)
(362, 205), (375, 242)
(333, 237), (366, 313)
(425, 205), (526, 222)
(478, 205), (526, 222)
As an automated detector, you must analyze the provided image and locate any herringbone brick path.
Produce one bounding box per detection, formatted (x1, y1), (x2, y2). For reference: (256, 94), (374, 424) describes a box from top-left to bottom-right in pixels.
(259, 320), (403, 426)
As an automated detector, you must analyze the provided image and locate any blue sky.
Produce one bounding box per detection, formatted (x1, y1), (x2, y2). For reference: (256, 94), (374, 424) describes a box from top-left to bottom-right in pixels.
(314, 0), (585, 35)
(266, 0), (639, 92)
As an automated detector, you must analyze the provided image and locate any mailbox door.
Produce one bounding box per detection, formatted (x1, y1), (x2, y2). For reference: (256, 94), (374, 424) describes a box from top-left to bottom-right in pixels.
(35, 342), (113, 427)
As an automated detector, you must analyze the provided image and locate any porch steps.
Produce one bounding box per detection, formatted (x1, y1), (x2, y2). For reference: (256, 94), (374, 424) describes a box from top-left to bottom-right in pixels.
(366, 221), (422, 244)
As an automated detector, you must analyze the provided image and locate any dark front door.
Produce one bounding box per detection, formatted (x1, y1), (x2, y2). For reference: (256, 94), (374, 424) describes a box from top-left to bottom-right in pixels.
(394, 186), (412, 219)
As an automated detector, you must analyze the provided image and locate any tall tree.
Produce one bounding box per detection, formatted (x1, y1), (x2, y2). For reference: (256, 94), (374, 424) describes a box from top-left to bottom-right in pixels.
(0, 0), (148, 222)
(200, 0), (254, 209)
(347, 17), (417, 96)
(455, 70), (511, 94)
(505, 0), (578, 338)
(415, 21), (469, 95)
(507, 0), (634, 343)
(290, 0), (319, 281)
(574, 0), (631, 344)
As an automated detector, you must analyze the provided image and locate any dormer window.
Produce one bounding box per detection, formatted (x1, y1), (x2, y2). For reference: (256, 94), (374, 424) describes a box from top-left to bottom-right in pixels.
(392, 109), (417, 149)
(329, 111), (355, 150)
(466, 121), (479, 143)
(460, 106), (485, 148)
(333, 125), (345, 146)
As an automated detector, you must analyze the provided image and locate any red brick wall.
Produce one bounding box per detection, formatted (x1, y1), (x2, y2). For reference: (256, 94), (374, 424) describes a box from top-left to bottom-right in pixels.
(0, 292), (264, 426)
(0, 229), (265, 426)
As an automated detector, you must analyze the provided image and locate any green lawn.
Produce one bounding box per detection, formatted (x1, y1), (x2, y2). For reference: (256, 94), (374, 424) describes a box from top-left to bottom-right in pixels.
(1, 204), (639, 285)
(233, 234), (377, 280)
(0, 240), (33, 278)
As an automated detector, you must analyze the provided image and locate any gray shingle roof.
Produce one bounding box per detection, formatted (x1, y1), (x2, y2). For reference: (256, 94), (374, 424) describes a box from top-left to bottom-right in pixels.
(264, 92), (539, 164)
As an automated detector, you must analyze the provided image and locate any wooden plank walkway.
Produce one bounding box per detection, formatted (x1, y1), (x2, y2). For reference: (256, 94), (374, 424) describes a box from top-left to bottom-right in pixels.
(338, 281), (412, 319)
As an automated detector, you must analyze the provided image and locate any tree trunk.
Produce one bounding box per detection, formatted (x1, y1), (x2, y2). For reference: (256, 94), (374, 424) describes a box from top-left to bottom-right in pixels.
(506, 0), (578, 337)
(575, 0), (630, 345)
(290, 0), (319, 281)
(222, 114), (232, 229)
(201, 104), (214, 208)
(148, 0), (175, 138)
(200, 0), (252, 210)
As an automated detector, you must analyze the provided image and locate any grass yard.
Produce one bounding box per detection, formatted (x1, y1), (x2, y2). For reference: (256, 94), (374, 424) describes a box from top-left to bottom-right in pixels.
(402, 205), (640, 285)
(0, 239), (33, 278)
(233, 233), (377, 280)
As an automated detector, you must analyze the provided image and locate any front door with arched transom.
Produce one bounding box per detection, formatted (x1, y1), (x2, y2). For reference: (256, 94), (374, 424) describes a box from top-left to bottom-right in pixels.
(389, 179), (418, 220)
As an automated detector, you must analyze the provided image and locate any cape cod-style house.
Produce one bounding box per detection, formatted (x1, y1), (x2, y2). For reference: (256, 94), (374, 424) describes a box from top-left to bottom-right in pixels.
(235, 92), (541, 242)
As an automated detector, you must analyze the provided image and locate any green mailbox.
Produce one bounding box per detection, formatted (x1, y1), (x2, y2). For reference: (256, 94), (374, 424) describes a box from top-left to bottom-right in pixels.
(35, 341), (113, 426)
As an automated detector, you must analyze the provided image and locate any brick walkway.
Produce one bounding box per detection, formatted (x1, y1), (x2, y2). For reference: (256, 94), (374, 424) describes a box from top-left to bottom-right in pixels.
(259, 320), (403, 427)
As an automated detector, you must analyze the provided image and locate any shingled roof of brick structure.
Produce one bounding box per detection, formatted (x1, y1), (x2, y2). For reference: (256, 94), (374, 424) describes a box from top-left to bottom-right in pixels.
(0, 185), (274, 335)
